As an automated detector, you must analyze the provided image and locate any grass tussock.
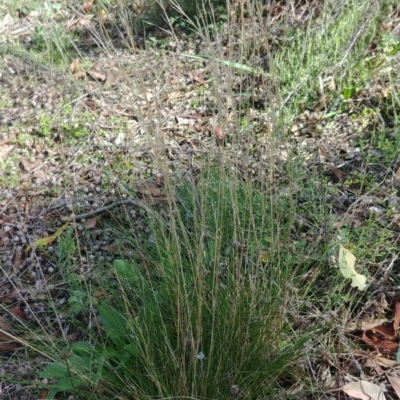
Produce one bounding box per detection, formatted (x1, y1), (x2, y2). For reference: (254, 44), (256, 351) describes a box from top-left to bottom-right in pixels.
(41, 166), (317, 399)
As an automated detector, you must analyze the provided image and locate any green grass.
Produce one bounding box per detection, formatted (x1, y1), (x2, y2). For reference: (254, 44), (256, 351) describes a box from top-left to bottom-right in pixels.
(1, 0), (400, 398)
(275, 0), (387, 114)
(38, 166), (326, 399)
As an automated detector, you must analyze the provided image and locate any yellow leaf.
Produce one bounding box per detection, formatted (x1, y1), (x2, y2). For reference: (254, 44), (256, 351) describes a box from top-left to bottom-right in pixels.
(338, 245), (367, 291)
(26, 220), (71, 252)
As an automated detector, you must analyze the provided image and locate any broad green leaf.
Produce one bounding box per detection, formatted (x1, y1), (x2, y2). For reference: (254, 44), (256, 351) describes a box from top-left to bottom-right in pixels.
(338, 246), (367, 291)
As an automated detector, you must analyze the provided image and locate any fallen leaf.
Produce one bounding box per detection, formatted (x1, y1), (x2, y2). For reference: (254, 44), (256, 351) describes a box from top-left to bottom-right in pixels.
(20, 158), (41, 172)
(326, 164), (346, 183)
(40, 391), (50, 399)
(32, 170), (51, 182)
(168, 90), (183, 100)
(362, 323), (398, 351)
(0, 13), (14, 36)
(82, 0), (94, 13)
(191, 70), (206, 85)
(85, 217), (97, 229)
(70, 58), (80, 73)
(341, 380), (386, 400)
(93, 290), (107, 299)
(363, 356), (397, 368)
(0, 290), (21, 304)
(346, 318), (390, 331)
(73, 70), (87, 79)
(10, 307), (26, 319)
(215, 126), (225, 142)
(87, 70), (106, 81)
(328, 75), (336, 91)
(104, 69), (122, 87)
(13, 247), (23, 273)
(0, 315), (19, 351)
(26, 220), (70, 252)
(362, 302), (400, 355)
(394, 301), (400, 330)
(66, 16), (92, 30)
(133, 178), (169, 201)
(338, 245), (367, 290)
(387, 375), (400, 398)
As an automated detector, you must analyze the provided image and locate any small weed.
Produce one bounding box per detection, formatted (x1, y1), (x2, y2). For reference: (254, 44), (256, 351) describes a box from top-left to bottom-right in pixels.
(38, 111), (54, 136)
(378, 31), (400, 56)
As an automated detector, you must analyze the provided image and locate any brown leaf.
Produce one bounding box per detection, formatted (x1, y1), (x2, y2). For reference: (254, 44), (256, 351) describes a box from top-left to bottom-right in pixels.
(0, 290), (21, 304)
(328, 75), (336, 91)
(0, 340), (19, 351)
(93, 290), (107, 299)
(66, 16), (92, 30)
(70, 58), (80, 73)
(341, 380), (386, 400)
(0, 315), (19, 352)
(363, 356), (397, 368)
(134, 179), (163, 198)
(73, 70), (87, 79)
(133, 179), (172, 204)
(215, 126), (225, 142)
(0, 144), (14, 163)
(13, 247), (23, 273)
(87, 70), (106, 81)
(362, 303), (400, 354)
(82, 0), (94, 14)
(346, 318), (390, 331)
(10, 307), (26, 319)
(393, 301), (400, 330)
(387, 375), (400, 398)
(85, 217), (97, 229)
(362, 323), (398, 351)
(20, 158), (40, 172)
(0, 316), (10, 332)
(190, 70), (205, 85)
(40, 391), (50, 400)
(104, 69), (122, 87)
(326, 164), (346, 183)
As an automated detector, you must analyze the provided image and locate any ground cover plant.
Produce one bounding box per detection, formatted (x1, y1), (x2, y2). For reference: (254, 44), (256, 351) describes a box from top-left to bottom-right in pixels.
(0, 0), (400, 399)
